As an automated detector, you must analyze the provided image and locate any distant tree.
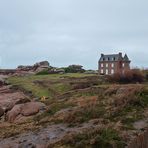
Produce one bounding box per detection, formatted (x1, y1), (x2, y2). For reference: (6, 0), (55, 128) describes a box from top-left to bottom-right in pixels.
(64, 65), (85, 73)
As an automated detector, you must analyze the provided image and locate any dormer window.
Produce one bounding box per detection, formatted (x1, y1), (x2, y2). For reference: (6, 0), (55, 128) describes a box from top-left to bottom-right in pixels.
(103, 58), (105, 61)
(112, 57), (116, 61)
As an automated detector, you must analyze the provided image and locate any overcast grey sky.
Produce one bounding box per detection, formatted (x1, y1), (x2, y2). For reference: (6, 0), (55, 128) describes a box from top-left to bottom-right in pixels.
(0, 0), (147, 69)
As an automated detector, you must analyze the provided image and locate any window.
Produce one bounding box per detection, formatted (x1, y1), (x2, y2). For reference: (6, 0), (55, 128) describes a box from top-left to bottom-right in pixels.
(106, 63), (108, 67)
(101, 63), (103, 68)
(111, 69), (114, 74)
(112, 57), (116, 61)
(122, 63), (125, 67)
(111, 63), (114, 68)
(106, 69), (108, 75)
(108, 57), (110, 61)
(101, 69), (104, 74)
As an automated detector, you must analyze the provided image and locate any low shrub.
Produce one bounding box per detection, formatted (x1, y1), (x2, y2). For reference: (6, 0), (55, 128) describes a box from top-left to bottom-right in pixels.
(60, 128), (125, 148)
(107, 69), (145, 83)
(64, 65), (85, 73)
(142, 69), (148, 81)
(63, 103), (105, 124)
(36, 69), (49, 75)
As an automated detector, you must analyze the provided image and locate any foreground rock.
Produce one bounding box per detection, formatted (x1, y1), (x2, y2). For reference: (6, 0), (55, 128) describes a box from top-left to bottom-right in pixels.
(0, 120), (105, 148)
(0, 107), (4, 117)
(6, 102), (46, 123)
(0, 89), (29, 112)
(0, 80), (46, 123)
(21, 102), (46, 116)
(6, 104), (22, 123)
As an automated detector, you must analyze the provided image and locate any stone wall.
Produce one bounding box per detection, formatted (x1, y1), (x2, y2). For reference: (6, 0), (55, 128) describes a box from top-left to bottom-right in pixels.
(0, 69), (16, 75)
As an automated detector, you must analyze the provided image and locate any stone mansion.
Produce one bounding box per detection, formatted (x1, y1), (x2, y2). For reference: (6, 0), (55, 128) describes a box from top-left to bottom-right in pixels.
(98, 52), (131, 75)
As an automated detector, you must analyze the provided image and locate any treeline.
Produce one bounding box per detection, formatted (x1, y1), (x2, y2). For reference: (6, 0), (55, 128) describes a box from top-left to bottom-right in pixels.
(36, 65), (86, 75)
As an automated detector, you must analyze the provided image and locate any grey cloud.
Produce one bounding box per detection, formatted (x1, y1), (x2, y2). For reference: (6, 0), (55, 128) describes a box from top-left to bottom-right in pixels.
(0, 0), (148, 69)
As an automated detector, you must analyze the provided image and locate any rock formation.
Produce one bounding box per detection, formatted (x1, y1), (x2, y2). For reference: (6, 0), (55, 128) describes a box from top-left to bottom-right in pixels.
(6, 102), (46, 122)
(17, 61), (50, 73)
(0, 107), (4, 117)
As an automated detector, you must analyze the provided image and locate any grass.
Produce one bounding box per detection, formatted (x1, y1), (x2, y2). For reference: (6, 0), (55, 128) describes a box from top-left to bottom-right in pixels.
(33, 103), (76, 125)
(8, 76), (50, 98)
(70, 104), (105, 123)
(7, 73), (96, 98)
(59, 128), (125, 148)
(51, 83), (72, 94)
(5, 74), (148, 147)
(108, 87), (148, 129)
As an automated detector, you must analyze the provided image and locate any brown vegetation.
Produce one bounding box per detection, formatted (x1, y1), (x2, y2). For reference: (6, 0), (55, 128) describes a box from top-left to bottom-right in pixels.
(0, 73), (147, 147)
(107, 69), (145, 83)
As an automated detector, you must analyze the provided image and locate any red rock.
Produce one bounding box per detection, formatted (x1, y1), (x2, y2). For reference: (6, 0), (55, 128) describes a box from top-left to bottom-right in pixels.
(0, 89), (28, 111)
(21, 102), (46, 116)
(6, 104), (22, 122)
(0, 107), (4, 117)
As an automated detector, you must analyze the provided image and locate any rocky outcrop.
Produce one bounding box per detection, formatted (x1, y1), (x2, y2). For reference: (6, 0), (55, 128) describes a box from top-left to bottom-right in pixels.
(6, 104), (22, 122)
(0, 107), (4, 117)
(17, 61), (50, 73)
(0, 77), (47, 123)
(34, 61), (49, 68)
(21, 102), (46, 116)
(6, 102), (46, 122)
(0, 90), (29, 112)
(0, 70), (16, 75)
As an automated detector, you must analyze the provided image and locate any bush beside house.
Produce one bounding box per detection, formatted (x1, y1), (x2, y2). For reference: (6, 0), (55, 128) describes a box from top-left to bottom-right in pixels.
(107, 69), (145, 83)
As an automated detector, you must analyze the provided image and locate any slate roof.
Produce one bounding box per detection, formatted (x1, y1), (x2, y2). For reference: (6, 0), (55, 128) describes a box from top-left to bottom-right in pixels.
(99, 53), (130, 62)
(123, 54), (130, 61)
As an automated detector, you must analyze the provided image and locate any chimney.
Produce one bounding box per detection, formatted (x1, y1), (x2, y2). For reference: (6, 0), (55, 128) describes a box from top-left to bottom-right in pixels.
(119, 52), (122, 58)
(101, 53), (104, 57)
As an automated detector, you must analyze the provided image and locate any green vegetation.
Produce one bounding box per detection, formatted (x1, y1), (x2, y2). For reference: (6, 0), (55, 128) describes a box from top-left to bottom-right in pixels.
(5, 73), (148, 147)
(7, 73), (96, 98)
(60, 128), (125, 148)
(63, 65), (85, 73)
(62, 103), (106, 124)
(109, 87), (148, 129)
(8, 75), (51, 98)
(36, 69), (49, 75)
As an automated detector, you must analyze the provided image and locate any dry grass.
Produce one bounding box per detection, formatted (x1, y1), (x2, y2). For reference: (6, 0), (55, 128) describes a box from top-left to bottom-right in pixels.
(3, 74), (148, 147)
(107, 69), (145, 83)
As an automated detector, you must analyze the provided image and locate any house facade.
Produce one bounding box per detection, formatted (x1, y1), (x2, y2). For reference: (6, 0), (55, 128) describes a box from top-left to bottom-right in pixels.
(98, 52), (131, 75)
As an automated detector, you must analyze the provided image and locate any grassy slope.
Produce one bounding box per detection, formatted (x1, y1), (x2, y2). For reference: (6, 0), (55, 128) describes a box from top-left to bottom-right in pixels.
(8, 73), (95, 98)
(6, 73), (148, 147)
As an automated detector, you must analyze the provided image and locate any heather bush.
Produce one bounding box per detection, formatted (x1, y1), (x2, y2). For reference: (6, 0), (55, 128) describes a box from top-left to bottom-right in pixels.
(142, 69), (148, 81)
(108, 69), (144, 83)
(64, 65), (85, 73)
(36, 69), (49, 75)
(59, 128), (125, 148)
